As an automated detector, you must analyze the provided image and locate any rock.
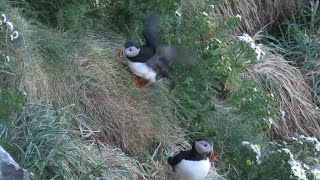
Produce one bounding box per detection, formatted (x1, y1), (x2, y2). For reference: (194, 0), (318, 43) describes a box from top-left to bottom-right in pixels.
(0, 146), (29, 180)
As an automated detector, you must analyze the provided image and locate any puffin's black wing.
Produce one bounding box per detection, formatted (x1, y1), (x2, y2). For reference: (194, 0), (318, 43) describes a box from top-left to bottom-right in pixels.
(142, 14), (160, 49)
(146, 45), (196, 67)
(168, 150), (191, 167)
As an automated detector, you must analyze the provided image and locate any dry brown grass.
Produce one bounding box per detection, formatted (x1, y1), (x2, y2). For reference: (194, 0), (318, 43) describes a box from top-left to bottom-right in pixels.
(214, 0), (308, 34)
(85, 143), (147, 180)
(249, 53), (320, 139)
(42, 33), (187, 155)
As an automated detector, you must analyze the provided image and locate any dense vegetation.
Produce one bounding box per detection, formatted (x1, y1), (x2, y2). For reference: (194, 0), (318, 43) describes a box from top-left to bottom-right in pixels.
(0, 0), (319, 179)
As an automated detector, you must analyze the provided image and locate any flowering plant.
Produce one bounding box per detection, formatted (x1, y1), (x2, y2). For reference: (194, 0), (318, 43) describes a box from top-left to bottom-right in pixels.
(240, 136), (320, 179)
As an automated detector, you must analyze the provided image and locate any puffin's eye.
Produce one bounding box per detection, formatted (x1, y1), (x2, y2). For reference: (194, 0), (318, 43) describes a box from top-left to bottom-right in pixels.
(204, 144), (208, 147)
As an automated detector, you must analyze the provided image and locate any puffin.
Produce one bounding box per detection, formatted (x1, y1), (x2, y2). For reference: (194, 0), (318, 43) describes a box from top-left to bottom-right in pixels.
(116, 14), (194, 87)
(168, 137), (215, 180)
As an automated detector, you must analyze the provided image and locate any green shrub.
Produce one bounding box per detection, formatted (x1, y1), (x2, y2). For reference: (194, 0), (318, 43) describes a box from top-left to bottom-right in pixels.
(19, 0), (99, 28)
(239, 136), (320, 180)
(0, 89), (25, 121)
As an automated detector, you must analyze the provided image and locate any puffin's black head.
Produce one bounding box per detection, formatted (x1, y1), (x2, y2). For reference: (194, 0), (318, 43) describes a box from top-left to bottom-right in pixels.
(122, 40), (140, 58)
(192, 137), (215, 161)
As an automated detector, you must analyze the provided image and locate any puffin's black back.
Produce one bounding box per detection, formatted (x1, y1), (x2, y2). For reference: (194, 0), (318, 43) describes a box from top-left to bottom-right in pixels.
(168, 137), (214, 170)
(167, 148), (208, 171)
(126, 45), (156, 63)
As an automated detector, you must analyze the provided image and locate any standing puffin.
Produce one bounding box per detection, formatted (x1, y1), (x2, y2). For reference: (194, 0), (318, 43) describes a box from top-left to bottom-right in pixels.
(116, 14), (194, 87)
(168, 137), (215, 180)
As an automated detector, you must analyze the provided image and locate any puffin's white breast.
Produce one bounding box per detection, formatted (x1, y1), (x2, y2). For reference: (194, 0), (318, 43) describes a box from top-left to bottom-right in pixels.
(174, 159), (211, 180)
(127, 61), (157, 82)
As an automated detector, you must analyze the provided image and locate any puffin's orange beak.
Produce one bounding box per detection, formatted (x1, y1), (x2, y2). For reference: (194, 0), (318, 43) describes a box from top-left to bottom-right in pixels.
(116, 48), (123, 59)
(210, 150), (215, 161)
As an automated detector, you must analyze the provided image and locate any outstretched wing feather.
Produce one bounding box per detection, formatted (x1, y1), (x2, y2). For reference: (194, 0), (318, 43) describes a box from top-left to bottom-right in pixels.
(142, 14), (160, 49)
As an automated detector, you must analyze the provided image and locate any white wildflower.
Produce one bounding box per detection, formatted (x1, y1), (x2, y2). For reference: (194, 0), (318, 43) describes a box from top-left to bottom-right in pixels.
(269, 142), (275, 145)
(300, 135), (317, 142)
(202, 12), (208, 16)
(281, 148), (294, 160)
(270, 93), (274, 98)
(281, 110), (286, 117)
(277, 149), (282, 153)
(5, 56), (10, 62)
(5, 22), (13, 31)
(316, 142), (320, 151)
(238, 33), (265, 60)
(10, 31), (19, 41)
(238, 33), (254, 44)
(311, 169), (320, 180)
(1, 14), (6, 22)
(303, 164), (310, 170)
(281, 149), (308, 180)
(292, 137), (298, 141)
(242, 141), (261, 164)
(235, 14), (242, 20)
(268, 118), (274, 125)
(175, 10), (182, 17)
(205, 45), (209, 51)
(253, 44), (265, 60)
(214, 38), (222, 44)
(253, 87), (257, 92)
(242, 141), (250, 145)
(299, 135), (320, 151)
(289, 160), (307, 180)
(251, 144), (261, 164)
(227, 66), (232, 71)
(210, 5), (215, 9)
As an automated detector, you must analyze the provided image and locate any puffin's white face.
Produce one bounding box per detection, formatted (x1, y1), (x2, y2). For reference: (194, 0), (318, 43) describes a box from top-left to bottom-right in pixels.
(195, 140), (212, 155)
(123, 46), (140, 57)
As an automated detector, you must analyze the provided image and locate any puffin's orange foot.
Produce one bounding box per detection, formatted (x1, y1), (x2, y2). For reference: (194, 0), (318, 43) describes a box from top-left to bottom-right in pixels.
(133, 77), (149, 88)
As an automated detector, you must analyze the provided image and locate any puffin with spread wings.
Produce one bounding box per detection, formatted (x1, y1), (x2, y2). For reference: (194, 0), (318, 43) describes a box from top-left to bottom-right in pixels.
(116, 14), (194, 87)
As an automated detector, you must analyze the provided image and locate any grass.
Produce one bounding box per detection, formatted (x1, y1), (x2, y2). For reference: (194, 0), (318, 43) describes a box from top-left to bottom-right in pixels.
(249, 52), (320, 140)
(1, 1), (191, 179)
(214, 0), (303, 34)
(266, 0), (320, 106)
(1, 0), (320, 179)
(1, 99), (145, 180)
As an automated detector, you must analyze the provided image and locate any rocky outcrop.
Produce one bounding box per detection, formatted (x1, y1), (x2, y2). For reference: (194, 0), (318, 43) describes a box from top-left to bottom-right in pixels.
(0, 146), (29, 180)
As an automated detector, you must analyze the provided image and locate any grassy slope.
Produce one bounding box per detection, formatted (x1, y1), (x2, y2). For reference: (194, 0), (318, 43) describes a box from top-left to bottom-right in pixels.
(1, 0), (319, 179)
(0, 2), (194, 179)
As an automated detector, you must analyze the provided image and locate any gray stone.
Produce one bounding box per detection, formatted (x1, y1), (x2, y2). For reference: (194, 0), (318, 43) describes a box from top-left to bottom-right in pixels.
(0, 146), (29, 180)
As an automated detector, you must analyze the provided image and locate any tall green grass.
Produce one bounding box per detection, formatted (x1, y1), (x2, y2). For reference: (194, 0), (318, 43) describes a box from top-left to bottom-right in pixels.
(267, 0), (320, 104)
